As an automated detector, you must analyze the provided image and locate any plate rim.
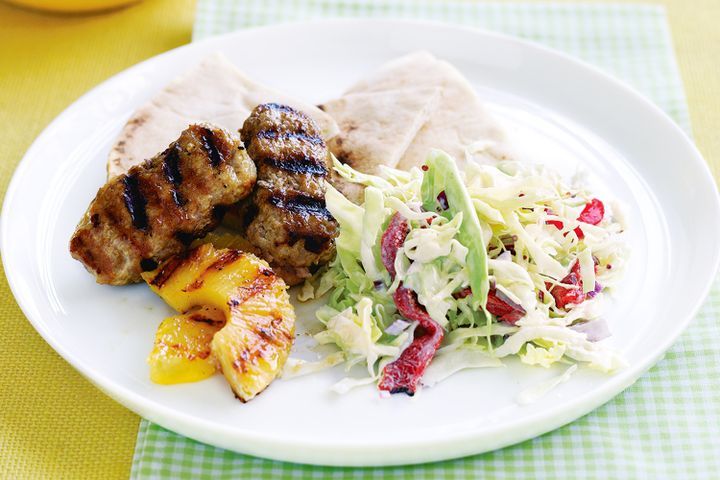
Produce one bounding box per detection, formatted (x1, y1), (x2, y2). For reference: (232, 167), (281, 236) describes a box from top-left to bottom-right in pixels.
(3, 18), (719, 466)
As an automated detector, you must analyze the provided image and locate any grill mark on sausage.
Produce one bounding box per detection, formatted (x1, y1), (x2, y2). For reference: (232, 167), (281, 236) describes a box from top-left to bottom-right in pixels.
(185, 250), (245, 292)
(162, 143), (186, 206)
(263, 156), (328, 175)
(122, 172), (149, 231)
(287, 232), (333, 254)
(303, 235), (331, 254)
(267, 192), (333, 219)
(199, 127), (224, 167)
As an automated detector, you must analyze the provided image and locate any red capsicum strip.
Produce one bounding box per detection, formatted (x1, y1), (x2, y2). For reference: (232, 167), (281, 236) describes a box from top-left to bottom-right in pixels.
(485, 288), (526, 324)
(378, 286), (444, 395)
(578, 198), (605, 225)
(378, 213), (443, 395)
(455, 286), (526, 325)
(380, 213), (410, 278)
(546, 259), (601, 309)
(546, 198), (605, 240)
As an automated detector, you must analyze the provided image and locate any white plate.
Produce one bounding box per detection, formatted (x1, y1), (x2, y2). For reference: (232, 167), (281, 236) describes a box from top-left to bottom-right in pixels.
(3, 20), (719, 466)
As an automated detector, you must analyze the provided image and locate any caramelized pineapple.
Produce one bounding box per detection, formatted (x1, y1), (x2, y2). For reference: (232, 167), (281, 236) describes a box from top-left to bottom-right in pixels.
(211, 275), (295, 401)
(142, 243), (296, 401)
(148, 306), (224, 384)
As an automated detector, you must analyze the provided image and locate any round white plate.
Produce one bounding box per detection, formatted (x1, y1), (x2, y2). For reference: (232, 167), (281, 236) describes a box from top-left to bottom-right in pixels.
(3, 20), (719, 466)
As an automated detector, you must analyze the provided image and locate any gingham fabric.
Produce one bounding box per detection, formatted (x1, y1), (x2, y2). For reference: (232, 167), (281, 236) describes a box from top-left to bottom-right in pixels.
(131, 2), (720, 478)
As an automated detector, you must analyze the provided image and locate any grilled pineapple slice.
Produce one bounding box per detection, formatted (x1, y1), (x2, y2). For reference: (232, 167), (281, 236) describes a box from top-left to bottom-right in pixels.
(148, 306), (224, 384)
(142, 243), (296, 401)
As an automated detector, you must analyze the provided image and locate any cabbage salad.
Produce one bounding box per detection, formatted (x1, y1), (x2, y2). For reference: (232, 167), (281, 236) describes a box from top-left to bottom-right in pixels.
(289, 150), (628, 395)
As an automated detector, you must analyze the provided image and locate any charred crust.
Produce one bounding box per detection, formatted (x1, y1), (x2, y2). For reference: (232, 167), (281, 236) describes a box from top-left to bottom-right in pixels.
(267, 192), (333, 219)
(197, 126), (225, 167)
(185, 250), (244, 292)
(174, 231), (195, 247)
(148, 247), (202, 288)
(140, 258), (158, 271)
(303, 235), (331, 254)
(390, 387), (415, 396)
(122, 172), (149, 232)
(162, 144), (186, 207)
(227, 269), (277, 309)
(257, 326), (274, 342)
(263, 156), (328, 176)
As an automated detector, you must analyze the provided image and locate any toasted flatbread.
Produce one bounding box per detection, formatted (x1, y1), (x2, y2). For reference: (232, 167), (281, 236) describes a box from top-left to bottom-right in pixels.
(346, 51), (507, 170)
(321, 87), (440, 172)
(107, 54), (338, 178)
(320, 87), (440, 202)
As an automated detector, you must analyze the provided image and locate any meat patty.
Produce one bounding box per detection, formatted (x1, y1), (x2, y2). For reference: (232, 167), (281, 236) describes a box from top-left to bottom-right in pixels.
(240, 103), (338, 271)
(70, 124), (257, 285)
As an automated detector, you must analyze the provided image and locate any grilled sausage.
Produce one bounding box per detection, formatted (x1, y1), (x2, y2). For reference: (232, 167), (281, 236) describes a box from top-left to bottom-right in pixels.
(70, 124), (257, 285)
(240, 104), (338, 271)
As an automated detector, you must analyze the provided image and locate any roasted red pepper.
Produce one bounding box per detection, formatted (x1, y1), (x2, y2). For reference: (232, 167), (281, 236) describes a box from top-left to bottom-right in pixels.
(454, 286), (526, 324)
(486, 287), (526, 324)
(378, 286), (444, 396)
(545, 218), (565, 230)
(546, 198), (605, 240)
(547, 260), (601, 309)
(453, 286), (472, 299)
(574, 198), (604, 239)
(380, 213), (410, 279)
(547, 272), (586, 309)
(577, 198), (604, 225)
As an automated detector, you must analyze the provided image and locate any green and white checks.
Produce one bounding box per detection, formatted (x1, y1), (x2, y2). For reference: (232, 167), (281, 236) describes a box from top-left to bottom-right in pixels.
(131, 2), (720, 478)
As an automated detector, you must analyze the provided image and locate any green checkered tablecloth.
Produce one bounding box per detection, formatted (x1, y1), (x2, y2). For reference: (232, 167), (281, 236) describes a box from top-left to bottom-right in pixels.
(131, 1), (720, 478)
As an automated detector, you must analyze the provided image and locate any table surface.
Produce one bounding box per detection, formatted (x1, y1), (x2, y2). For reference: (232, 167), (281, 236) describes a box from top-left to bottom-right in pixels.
(0, 1), (718, 478)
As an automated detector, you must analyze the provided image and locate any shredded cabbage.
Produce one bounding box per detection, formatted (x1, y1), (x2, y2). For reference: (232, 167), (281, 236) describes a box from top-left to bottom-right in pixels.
(291, 151), (628, 393)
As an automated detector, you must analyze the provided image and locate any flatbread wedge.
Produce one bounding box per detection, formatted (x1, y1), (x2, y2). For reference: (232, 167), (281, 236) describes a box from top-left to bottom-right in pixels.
(320, 87), (441, 202)
(346, 51), (507, 170)
(107, 54), (338, 178)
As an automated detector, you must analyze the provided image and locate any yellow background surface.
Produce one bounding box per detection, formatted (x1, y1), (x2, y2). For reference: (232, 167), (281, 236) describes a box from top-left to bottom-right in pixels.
(0, 0), (717, 478)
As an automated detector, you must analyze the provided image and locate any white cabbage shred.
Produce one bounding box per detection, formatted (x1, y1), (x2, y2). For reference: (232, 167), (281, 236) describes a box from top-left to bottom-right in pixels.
(288, 153), (629, 394)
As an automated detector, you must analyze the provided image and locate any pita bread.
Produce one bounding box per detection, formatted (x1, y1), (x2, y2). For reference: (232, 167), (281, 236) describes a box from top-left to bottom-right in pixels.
(321, 87), (440, 172)
(320, 87), (440, 202)
(346, 51), (507, 170)
(107, 54), (338, 178)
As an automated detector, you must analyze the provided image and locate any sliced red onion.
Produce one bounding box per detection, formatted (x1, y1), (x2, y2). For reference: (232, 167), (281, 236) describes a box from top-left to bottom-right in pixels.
(570, 318), (611, 342)
(586, 282), (603, 299)
(436, 191), (449, 210)
(385, 319), (411, 336)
